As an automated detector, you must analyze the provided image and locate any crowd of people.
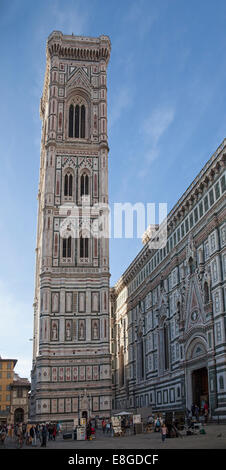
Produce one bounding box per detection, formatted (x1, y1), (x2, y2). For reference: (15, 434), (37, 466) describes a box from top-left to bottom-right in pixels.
(186, 401), (209, 424)
(0, 421), (61, 447)
(0, 401), (209, 446)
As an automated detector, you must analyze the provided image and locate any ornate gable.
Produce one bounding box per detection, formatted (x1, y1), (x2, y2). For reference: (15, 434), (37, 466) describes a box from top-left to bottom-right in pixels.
(67, 67), (92, 94)
(185, 276), (205, 333)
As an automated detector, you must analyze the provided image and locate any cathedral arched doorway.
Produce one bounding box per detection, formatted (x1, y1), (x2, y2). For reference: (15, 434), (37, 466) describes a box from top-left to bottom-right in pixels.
(14, 408), (24, 424)
(185, 336), (209, 412)
(192, 367), (209, 410)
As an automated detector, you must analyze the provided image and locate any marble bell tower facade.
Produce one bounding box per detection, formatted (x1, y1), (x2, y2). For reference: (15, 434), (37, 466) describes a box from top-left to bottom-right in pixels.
(30, 31), (112, 424)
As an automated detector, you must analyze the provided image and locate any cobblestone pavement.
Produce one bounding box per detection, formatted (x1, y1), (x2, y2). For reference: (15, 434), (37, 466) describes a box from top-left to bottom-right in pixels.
(1, 424), (226, 450)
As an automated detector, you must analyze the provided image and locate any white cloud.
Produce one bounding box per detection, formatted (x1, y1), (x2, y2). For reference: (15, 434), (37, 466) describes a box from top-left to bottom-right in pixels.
(140, 106), (175, 168)
(14, 358), (32, 381)
(143, 107), (175, 145)
(109, 87), (133, 128)
(125, 0), (158, 39)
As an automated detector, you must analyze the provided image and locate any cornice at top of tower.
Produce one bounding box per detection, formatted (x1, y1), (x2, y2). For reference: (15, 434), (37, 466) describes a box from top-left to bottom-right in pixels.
(47, 31), (111, 63)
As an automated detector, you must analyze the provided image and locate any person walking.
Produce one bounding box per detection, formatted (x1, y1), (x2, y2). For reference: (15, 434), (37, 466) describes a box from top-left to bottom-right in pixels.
(35, 424), (41, 444)
(41, 424), (47, 447)
(102, 419), (106, 434)
(53, 424), (57, 441)
(22, 422), (26, 439)
(161, 423), (168, 443)
(106, 420), (111, 435)
(204, 401), (209, 423)
(191, 403), (195, 417)
(30, 425), (35, 446)
(194, 404), (199, 421)
(155, 416), (161, 432)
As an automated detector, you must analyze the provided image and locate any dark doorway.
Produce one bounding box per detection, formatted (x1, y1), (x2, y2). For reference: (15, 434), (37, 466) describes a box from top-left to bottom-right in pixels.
(82, 411), (87, 420)
(192, 367), (209, 410)
(14, 408), (24, 424)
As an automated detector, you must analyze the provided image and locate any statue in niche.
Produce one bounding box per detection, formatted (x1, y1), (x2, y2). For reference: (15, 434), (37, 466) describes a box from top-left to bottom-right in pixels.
(51, 321), (58, 341)
(92, 320), (99, 340)
(66, 321), (72, 340)
(78, 320), (85, 340)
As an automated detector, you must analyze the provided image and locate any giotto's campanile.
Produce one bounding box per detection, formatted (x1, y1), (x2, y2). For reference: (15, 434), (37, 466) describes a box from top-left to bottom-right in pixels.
(31, 31), (112, 424)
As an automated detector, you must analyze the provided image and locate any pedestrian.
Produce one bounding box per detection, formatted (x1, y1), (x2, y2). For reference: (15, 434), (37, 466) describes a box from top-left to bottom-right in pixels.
(204, 401), (209, 423)
(161, 423), (168, 443)
(155, 416), (161, 432)
(22, 422), (26, 439)
(191, 403), (195, 417)
(52, 423), (56, 441)
(35, 423), (41, 443)
(41, 424), (47, 447)
(30, 425), (35, 446)
(0, 426), (7, 447)
(106, 420), (111, 435)
(49, 422), (53, 440)
(102, 419), (106, 434)
(46, 422), (49, 441)
(194, 404), (199, 421)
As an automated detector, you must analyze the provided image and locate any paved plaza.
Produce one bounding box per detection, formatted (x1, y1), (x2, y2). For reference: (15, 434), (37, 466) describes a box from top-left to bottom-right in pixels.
(1, 424), (226, 450)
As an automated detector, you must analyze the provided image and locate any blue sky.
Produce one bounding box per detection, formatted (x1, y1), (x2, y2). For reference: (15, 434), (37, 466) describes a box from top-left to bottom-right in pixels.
(1, 0), (226, 378)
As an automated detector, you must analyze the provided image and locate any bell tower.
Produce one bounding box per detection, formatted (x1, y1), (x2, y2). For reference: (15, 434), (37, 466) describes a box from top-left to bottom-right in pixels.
(31, 31), (112, 424)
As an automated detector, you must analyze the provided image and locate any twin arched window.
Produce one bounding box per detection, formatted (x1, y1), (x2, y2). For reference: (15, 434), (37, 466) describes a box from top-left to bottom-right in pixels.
(80, 236), (89, 258)
(81, 173), (89, 196)
(63, 236), (72, 258)
(62, 236), (89, 259)
(69, 104), (86, 138)
(63, 170), (90, 200)
(64, 173), (73, 196)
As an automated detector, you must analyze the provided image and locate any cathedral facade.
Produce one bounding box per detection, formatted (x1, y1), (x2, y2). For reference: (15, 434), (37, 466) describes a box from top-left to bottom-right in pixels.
(30, 32), (112, 424)
(111, 143), (226, 419)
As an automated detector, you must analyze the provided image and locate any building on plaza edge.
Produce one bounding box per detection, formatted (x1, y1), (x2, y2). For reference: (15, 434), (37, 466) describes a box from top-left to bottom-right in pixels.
(0, 357), (30, 425)
(111, 142), (226, 420)
(30, 31), (112, 424)
(10, 374), (30, 425)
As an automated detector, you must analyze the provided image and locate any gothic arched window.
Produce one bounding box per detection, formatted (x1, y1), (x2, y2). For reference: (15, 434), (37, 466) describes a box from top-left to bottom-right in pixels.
(64, 174), (68, 196)
(69, 104), (74, 137)
(63, 236), (72, 258)
(81, 105), (86, 138)
(163, 323), (169, 371)
(81, 173), (89, 196)
(68, 103), (86, 139)
(69, 174), (73, 197)
(64, 172), (73, 197)
(80, 236), (89, 258)
(75, 104), (79, 138)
